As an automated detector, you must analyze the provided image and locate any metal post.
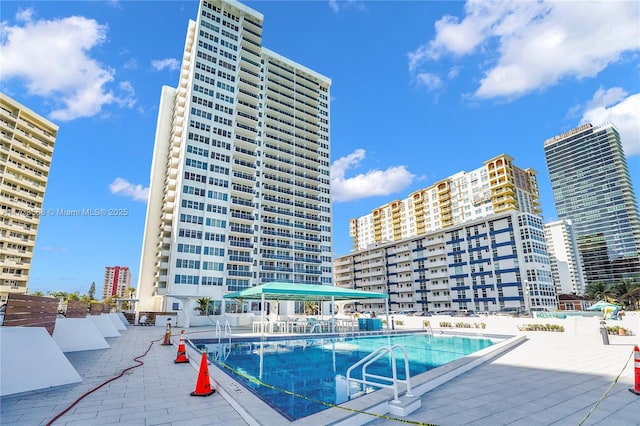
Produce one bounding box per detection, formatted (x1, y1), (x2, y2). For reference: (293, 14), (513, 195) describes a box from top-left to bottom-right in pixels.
(599, 321), (609, 345)
(524, 280), (530, 315)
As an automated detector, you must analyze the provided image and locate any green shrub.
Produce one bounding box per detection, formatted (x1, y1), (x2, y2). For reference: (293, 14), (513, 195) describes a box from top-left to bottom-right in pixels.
(606, 326), (633, 335)
(518, 323), (565, 332)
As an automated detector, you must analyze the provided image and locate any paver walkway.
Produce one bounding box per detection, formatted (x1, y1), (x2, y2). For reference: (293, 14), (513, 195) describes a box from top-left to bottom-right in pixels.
(0, 326), (248, 426)
(367, 332), (639, 425)
(1, 322), (639, 425)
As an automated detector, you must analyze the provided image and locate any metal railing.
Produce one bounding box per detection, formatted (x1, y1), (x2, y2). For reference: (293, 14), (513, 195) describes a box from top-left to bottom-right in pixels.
(211, 320), (233, 361)
(214, 319), (232, 344)
(346, 344), (414, 403)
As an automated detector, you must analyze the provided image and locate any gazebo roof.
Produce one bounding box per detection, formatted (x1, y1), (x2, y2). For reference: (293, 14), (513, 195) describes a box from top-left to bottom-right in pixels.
(223, 282), (388, 302)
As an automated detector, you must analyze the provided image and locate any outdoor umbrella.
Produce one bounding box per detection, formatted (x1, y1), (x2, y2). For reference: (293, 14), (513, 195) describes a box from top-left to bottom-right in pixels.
(586, 301), (620, 311)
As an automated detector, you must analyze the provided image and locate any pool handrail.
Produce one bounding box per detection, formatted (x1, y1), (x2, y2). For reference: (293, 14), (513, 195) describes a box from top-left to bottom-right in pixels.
(215, 320), (232, 344)
(346, 344), (414, 403)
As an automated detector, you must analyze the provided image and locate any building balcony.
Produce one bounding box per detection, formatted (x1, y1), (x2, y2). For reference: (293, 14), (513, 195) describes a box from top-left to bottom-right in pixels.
(0, 283), (27, 293)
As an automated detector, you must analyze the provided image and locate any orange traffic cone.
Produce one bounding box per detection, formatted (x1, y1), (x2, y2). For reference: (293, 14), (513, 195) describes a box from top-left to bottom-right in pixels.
(191, 351), (215, 397)
(161, 321), (172, 346)
(630, 345), (640, 395)
(174, 330), (189, 364)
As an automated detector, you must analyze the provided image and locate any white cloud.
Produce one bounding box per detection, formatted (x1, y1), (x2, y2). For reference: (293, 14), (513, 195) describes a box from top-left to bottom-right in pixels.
(0, 10), (135, 121)
(109, 178), (149, 202)
(15, 8), (34, 22)
(415, 73), (443, 92)
(580, 88), (640, 156)
(331, 149), (415, 202)
(447, 67), (460, 80)
(151, 58), (180, 71)
(328, 0), (367, 14)
(115, 81), (136, 108)
(409, 1), (640, 99)
(123, 57), (138, 70)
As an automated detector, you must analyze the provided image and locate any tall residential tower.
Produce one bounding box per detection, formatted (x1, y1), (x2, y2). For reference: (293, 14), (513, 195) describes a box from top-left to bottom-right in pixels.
(544, 220), (585, 295)
(0, 93), (57, 303)
(137, 0), (332, 325)
(102, 266), (132, 299)
(544, 123), (640, 286)
(349, 154), (541, 251)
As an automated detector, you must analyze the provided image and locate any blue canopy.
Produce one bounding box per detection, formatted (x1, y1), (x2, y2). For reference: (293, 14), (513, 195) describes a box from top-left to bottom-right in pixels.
(223, 282), (388, 301)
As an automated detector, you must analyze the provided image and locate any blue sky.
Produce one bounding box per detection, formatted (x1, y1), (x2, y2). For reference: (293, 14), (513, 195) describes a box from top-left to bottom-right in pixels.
(1, 0), (638, 296)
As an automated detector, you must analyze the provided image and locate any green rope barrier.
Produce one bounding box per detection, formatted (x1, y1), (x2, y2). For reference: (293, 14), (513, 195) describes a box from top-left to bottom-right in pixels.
(216, 360), (437, 425)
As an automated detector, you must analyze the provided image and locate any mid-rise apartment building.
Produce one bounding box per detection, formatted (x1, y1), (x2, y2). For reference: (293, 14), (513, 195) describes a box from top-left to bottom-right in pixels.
(544, 220), (585, 295)
(137, 0), (332, 325)
(335, 211), (556, 314)
(0, 93), (57, 303)
(544, 123), (640, 286)
(102, 266), (132, 299)
(349, 154), (540, 251)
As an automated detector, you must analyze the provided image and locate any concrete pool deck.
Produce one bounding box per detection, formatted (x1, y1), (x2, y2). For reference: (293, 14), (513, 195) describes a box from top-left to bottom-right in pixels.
(1, 315), (638, 425)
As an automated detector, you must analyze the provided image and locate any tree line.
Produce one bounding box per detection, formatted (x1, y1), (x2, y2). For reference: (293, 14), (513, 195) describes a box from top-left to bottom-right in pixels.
(28, 282), (137, 309)
(583, 279), (640, 310)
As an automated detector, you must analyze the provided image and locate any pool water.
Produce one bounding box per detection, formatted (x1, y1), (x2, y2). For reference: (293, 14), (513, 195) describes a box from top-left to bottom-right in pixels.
(195, 333), (496, 420)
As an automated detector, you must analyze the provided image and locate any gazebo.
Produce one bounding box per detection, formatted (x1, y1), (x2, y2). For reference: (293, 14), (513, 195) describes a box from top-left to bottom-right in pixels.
(223, 282), (389, 333)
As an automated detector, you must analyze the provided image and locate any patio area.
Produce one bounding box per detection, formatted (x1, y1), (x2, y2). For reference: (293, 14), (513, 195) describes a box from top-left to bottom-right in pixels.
(250, 316), (359, 334)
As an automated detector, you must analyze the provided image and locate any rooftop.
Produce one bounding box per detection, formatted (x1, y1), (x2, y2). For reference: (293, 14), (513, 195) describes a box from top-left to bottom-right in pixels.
(1, 314), (638, 425)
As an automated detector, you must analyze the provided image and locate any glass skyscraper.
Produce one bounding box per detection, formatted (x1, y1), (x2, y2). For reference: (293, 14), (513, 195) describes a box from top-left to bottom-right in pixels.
(137, 0), (332, 326)
(544, 123), (640, 286)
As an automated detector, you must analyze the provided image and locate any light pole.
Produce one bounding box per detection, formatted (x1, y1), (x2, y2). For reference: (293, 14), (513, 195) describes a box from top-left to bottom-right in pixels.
(524, 280), (531, 315)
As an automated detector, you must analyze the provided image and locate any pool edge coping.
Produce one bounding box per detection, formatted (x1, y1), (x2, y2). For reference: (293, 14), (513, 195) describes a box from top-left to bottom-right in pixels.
(301, 333), (526, 426)
(186, 331), (526, 425)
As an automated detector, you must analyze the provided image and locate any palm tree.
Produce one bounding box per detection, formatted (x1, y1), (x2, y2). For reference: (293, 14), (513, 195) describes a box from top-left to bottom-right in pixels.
(610, 279), (640, 310)
(80, 294), (93, 303)
(127, 287), (136, 299)
(583, 281), (612, 302)
(196, 297), (211, 315)
(304, 301), (319, 316)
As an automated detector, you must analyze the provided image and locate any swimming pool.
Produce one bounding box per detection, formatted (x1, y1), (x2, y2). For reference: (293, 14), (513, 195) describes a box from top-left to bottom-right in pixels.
(194, 333), (498, 420)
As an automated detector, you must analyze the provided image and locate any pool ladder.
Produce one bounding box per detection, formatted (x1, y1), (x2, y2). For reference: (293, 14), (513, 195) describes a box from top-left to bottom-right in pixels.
(214, 320), (232, 344)
(346, 344), (414, 403)
(212, 320), (232, 360)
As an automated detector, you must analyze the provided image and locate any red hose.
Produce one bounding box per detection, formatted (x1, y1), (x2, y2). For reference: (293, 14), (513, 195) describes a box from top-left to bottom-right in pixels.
(46, 336), (162, 425)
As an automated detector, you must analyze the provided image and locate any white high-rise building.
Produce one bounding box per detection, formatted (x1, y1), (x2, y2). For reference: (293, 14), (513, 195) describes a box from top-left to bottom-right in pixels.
(0, 93), (58, 303)
(349, 154), (541, 252)
(137, 0), (332, 325)
(336, 211), (556, 314)
(544, 220), (585, 295)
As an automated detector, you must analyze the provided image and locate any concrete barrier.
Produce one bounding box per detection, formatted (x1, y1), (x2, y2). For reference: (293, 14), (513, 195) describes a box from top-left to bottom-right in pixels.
(88, 315), (121, 338)
(52, 318), (110, 352)
(0, 327), (81, 396)
(105, 313), (127, 331)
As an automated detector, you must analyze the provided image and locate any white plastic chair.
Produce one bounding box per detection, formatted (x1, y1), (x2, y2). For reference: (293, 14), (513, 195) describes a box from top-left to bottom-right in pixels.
(307, 318), (321, 333)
